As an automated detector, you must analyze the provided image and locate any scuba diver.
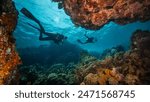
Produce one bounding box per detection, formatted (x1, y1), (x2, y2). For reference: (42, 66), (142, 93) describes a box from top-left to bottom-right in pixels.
(20, 8), (67, 44)
(27, 23), (67, 44)
(77, 34), (97, 44)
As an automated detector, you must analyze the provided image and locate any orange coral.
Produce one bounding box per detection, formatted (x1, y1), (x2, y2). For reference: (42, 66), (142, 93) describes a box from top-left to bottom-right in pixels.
(76, 30), (150, 85)
(0, 3), (21, 84)
(81, 68), (124, 85)
(97, 68), (124, 85)
(63, 0), (150, 29)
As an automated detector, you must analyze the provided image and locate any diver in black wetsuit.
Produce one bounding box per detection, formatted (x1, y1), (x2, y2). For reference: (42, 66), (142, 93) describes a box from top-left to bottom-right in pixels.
(27, 23), (67, 44)
(77, 34), (97, 44)
(20, 8), (67, 44)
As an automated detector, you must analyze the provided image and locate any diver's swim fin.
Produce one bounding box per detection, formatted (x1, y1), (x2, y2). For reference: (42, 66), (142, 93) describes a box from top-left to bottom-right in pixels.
(21, 8), (39, 23)
(20, 8), (45, 33)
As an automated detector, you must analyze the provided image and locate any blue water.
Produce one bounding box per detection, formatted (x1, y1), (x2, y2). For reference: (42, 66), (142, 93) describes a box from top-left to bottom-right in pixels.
(13, 0), (150, 54)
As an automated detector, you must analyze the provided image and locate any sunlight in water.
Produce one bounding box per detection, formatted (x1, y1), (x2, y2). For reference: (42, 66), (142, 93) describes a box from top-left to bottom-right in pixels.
(13, 0), (150, 53)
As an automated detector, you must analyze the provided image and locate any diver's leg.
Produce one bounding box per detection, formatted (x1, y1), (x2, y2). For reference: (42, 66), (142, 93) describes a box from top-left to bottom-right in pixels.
(39, 34), (53, 41)
(39, 31), (43, 40)
(27, 23), (49, 41)
(27, 23), (54, 40)
(39, 37), (53, 41)
(27, 23), (41, 31)
(21, 8), (45, 33)
(39, 30), (55, 41)
(43, 32), (54, 36)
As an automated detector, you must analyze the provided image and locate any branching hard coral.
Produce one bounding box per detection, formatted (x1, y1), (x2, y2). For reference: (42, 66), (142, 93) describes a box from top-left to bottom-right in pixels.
(75, 30), (150, 85)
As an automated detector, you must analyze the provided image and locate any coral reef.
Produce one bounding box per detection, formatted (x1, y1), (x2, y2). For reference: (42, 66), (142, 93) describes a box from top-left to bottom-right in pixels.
(19, 63), (77, 85)
(75, 52), (125, 85)
(17, 30), (150, 85)
(99, 45), (125, 59)
(1, 0), (149, 85)
(75, 30), (150, 85)
(0, 0), (21, 84)
(80, 68), (124, 85)
(61, 0), (150, 29)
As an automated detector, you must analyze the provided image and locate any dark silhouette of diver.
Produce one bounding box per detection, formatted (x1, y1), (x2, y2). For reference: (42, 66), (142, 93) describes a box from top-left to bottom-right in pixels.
(20, 8), (67, 44)
(77, 34), (97, 44)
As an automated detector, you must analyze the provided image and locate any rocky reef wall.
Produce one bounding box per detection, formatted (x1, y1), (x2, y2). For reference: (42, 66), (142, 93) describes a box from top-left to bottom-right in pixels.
(0, 0), (21, 84)
(62, 0), (150, 29)
(75, 30), (150, 85)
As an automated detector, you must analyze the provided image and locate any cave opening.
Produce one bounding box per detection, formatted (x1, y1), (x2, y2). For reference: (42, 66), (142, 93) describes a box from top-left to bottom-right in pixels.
(11, 0), (150, 84)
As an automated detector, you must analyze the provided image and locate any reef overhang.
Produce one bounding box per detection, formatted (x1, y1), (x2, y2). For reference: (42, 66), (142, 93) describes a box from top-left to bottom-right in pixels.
(61, 0), (150, 30)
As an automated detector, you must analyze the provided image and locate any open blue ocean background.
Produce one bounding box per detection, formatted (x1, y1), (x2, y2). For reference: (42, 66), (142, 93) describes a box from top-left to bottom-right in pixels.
(13, 0), (150, 65)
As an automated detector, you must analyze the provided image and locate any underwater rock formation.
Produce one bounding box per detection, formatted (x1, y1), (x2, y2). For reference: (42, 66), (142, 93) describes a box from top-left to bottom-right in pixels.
(76, 30), (150, 85)
(0, 0), (21, 84)
(62, 0), (150, 29)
